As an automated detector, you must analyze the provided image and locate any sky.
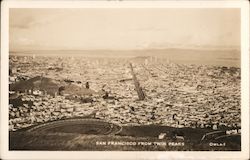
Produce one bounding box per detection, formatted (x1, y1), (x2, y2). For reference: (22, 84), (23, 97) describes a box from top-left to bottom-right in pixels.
(9, 8), (240, 51)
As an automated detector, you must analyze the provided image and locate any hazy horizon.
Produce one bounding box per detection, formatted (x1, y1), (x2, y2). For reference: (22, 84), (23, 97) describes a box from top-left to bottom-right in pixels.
(9, 47), (240, 53)
(9, 48), (240, 67)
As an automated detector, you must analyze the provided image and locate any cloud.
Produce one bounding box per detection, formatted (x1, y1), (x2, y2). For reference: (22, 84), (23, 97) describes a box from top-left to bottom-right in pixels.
(10, 14), (35, 29)
(18, 38), (34, 45)
(10, 9), (63, 29)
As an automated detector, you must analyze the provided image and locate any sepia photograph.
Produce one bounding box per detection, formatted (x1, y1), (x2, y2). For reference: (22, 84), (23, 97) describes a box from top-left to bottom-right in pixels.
(1, 1), (249, 160)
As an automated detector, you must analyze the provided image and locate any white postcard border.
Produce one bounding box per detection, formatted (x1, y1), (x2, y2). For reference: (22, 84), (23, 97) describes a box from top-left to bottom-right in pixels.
(1, 1), (249, 160)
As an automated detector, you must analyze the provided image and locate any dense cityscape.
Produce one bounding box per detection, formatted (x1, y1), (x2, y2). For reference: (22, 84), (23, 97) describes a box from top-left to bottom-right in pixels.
(9, 54), (241, 132)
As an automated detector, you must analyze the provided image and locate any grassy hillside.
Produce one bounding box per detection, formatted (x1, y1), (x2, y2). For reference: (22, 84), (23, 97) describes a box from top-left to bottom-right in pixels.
(9, 125), (240, 151)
